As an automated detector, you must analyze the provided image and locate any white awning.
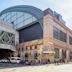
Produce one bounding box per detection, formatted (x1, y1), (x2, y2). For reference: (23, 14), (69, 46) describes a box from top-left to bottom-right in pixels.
(0, 44), (16, 52)
(43, 51), (55, 54)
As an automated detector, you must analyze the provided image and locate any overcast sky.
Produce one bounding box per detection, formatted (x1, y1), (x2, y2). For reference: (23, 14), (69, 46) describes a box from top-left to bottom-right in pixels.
(0, 0), (72, 29)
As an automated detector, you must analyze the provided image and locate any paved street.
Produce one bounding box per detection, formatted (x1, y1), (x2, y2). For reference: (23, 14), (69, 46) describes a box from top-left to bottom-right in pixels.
(0, 63), (72, 72)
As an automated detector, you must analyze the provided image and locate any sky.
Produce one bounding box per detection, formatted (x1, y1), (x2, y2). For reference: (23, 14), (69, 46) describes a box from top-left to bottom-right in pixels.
(0, 0), (72, 29)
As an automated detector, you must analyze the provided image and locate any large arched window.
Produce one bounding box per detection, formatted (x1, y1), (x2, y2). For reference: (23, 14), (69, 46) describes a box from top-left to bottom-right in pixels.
(0, 12), (37, 29)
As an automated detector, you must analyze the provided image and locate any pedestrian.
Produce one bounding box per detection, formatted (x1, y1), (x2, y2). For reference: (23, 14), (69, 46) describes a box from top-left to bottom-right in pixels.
(48, 59), (50, 64)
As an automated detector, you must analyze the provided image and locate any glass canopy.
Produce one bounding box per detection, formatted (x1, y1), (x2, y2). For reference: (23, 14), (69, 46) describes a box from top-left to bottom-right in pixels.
(0, 12), (37, 29)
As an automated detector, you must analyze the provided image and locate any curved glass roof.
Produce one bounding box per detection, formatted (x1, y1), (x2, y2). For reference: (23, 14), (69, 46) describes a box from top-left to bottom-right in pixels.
(0, 5), (43, 30)
(0, 12), (37, 29)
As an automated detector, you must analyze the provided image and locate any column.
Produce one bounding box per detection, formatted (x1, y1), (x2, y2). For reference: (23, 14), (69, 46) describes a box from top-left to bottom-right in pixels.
(59, 49), (62, 60)
(66, 50), (70, 62)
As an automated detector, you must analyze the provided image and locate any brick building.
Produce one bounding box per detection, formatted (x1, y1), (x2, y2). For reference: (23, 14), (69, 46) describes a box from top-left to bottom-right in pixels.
(0, 5), (72, 63)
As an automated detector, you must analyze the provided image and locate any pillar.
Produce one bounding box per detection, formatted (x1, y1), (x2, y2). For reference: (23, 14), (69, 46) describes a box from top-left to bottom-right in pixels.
(66, 50), (70, 62)
(59, 49), (62, 60)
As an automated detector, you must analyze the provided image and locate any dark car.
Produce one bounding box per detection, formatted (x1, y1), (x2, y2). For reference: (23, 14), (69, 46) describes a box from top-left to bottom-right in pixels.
(20, 60), (31, 65)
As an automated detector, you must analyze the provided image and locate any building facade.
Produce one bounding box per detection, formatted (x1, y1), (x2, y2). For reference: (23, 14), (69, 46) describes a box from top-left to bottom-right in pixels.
(0, 5), (72, 63)
(0, 20), (18, 58)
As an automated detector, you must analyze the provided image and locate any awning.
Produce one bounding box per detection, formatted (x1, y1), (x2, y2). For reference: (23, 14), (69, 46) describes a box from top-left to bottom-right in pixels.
(43, 51), (55, 54)
(0, 44), (16, 52)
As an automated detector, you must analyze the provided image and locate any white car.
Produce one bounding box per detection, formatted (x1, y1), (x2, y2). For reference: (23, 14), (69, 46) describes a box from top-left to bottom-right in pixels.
(9, 57), (21, 63)
(0, 59), (9, 63)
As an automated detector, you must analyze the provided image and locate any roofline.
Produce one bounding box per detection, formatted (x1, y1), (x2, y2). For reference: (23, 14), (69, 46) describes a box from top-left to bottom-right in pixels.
(0, 5), (43, 29)
(0, 5), (43, 18)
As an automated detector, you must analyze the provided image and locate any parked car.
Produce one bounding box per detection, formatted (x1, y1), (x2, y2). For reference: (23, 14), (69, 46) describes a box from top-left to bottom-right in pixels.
(20, 60), (25, 64)
(0, 59), (9, 63)
(9, 57), (21, 63)
(34, 59), (39, 64)
(24, 60), (31, 65)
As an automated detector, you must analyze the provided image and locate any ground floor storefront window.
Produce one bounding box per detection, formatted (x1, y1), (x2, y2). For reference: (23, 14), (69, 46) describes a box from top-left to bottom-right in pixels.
(70, 51), (72, 60)
(54, 48), (59, 58)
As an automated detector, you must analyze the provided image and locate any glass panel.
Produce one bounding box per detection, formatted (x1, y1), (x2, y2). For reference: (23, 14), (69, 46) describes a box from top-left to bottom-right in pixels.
(32, 16), (37, 22)
(2, 14), (7, 21)
(6, 12), (11, 21)
(0, 16), (2, 20)
(16, 16), (24, 24)
(24, 13), (32, 20)
(11, 15), (17, 23)
(24, 17), (32, 25)
(14, 20), (17, 25)
(19, 22), (23, 28)
(17, 12), (24, 18)
(16, 22), (23, 29)
(11, 12), (17, 17)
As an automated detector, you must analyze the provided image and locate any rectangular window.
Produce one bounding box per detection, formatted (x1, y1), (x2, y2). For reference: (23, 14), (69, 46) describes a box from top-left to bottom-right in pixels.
(70, 51), (72, 59)
(69, 36), (72, 45)
(54, 48), (59, 58)
(53, 26), (67, 42)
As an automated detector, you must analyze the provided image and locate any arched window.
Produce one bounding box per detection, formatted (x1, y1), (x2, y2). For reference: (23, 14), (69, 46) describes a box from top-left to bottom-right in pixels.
(18, 54), (20, 57)
(25, 53), (28, 58)
(0, 12), (37, 29)
(34, 52), (38, 59)
(22, 47), (24, 51)
(54, 48), (59, 58)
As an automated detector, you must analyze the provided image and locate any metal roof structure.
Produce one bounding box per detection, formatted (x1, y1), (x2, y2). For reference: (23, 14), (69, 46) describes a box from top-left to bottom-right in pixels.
(0, 5), (43, 29)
